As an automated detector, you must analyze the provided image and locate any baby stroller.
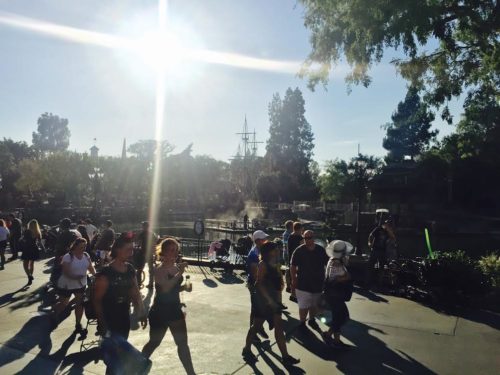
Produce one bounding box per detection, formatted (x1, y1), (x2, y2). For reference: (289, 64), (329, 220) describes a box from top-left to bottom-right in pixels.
(208, 239), (233, 273)
(80, 276), (101, 352)
(233, 236), (253, 265)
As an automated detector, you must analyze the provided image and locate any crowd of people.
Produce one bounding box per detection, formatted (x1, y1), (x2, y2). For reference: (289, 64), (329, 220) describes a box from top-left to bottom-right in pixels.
(0, 212), (397, 374)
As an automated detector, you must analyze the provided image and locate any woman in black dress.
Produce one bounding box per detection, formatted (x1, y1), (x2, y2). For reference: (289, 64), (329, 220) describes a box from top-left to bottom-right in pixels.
(242, 241), (299, 365)
(21, 219), (44, 285)
(142, 237), (195, 375)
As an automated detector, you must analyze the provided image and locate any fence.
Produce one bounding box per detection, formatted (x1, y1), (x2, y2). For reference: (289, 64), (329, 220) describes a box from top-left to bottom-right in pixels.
(177, 237), (212, 261)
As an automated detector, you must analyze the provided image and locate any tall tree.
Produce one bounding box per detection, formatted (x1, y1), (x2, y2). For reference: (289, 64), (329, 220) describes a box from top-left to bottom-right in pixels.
(127, 140), (174, 163)
(32, 112), (71, 153)
(264, 87), (317, 200)
(299, 0), (499, 121)
(383, 87), (437, 162)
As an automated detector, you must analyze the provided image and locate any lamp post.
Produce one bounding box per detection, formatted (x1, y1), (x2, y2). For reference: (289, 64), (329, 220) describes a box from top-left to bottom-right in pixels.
(88, 167), (104, 211)
(348, 156), (374, 256)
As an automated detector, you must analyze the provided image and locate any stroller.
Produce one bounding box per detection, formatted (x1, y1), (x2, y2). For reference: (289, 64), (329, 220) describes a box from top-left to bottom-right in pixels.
(208, 239), (233, 273)
(80, 276), (101, 352)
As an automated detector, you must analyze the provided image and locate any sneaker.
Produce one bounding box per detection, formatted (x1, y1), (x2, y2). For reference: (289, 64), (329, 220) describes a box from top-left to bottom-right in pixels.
(242, 348), (257, 362)
(308, 318), (320, 330)
(27, 277), (33, 286)
(283, 354), (300, 365)
(289, 295), (297, 303)
(75, 323), (83, 334)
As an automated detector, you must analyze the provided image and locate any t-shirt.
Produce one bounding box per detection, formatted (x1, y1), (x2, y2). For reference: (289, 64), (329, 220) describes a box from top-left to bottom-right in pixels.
(96, 228), (115, 251)
(0, 227), (9, 242)
(291, 244), (329, 293)
(246, 246), (260, 285)
(282, 230), (291, 245)
(287, 233), (303, 265)
(57, 252), (91, 290)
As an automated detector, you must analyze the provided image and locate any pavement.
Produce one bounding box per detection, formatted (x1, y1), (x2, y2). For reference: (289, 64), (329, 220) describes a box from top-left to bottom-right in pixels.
(0, 257), (499, 375)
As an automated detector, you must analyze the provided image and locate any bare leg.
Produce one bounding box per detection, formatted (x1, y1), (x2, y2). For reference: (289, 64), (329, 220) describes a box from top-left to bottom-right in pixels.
(273, 314), (289, 358)
(142, 324), (167, 359)
(170, 319), (195, 375)
(244, 318), (264, 351)
(23, 260), (30, 277)
(28, 261), (34, 276)
(54, 296), (70, 317)
(74, 293), (84, 326)
(298, 308), (308, 322)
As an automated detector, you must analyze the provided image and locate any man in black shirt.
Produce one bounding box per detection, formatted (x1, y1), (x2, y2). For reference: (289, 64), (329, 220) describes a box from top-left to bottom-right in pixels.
(367, 220), (392, 287)
(285, 222), (303, 297)
(290, 230), (329, 330)
(8, 213), (22, 260)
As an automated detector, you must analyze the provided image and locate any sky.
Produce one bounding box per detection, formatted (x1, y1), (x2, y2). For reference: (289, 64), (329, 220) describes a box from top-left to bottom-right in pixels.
(0, 0), (463, 167)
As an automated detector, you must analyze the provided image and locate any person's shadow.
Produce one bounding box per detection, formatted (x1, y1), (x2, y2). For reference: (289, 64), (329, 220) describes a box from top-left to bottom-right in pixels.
(0, 315), (52, 369)
(284, 315), (437, 375)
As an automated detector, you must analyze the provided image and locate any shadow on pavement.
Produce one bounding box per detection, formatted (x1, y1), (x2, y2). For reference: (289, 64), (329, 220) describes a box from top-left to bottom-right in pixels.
(8, 285), (56, 311)
(57, 347), (101, 375)
(454, 308), (500, 331)
(282, 315), (437, 375)
(0, 285), (30, 308)
(17, 332), (77, 375)
(353, 286), (389, 303)
(0, 315), (52, 369)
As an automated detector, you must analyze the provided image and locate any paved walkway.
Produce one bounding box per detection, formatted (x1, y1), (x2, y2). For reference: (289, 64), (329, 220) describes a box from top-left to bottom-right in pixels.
(0, 258), (499, 374)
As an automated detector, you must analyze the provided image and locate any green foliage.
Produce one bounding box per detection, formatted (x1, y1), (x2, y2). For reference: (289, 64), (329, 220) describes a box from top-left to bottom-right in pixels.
(32, 113), (70, 153)
(263, 87), (318, 201)
(478, 253), (500, 288)
(423, 250), (489, 296)
(319, 154), (381, 202)
(299, 0), (499, 120)
(383, 87), (437, 162)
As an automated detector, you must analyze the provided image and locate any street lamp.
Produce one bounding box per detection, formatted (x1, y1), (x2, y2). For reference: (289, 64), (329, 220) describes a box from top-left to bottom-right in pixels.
(88, 167), (105, 211)
(348, 156), (374, 256)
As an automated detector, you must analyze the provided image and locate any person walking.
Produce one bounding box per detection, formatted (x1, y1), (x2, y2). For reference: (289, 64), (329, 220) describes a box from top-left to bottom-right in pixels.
(142, 238), (195, 375)
(322, 240), (354, 348)
(0, 219), (10, 270)
(8, 213), (22, 260)
(367, 219), (392, 288)
(95, 220), (115, 263)
(242, 241), (300, 366)
(290, 230), (329, 331)
(135, 221), (158, 288)
(285, 222), (304, 300)
(20, 219), (44, 285)
(246, 230), (270, 341)
(53, 238), (96, 334)
(93, 232), (149, 374)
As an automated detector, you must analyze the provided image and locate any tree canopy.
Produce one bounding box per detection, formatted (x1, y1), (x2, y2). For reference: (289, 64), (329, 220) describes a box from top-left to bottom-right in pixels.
(263, 87), (318, 201)
(32, 112), (71, 153)
(383, 87), (437, 162)
(127, 139), (174, 162)
(299, 0), (499, 120)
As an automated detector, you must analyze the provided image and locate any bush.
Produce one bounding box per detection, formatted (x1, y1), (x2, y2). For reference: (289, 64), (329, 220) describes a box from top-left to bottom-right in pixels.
(478, 253), (500, 288)
(422, 250), (489, 296)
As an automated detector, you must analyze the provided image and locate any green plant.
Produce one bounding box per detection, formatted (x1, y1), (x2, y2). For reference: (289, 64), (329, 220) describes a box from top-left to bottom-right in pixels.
(478, 253), (500, 288)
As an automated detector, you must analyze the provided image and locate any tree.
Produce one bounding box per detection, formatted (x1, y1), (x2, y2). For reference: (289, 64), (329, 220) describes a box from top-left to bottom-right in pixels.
(320, 154), (381, 202)
(32, 112), (71, 153)
(127, 140), (174, 162)
(383, 87), (437, 162)
(264, 87), (318, 200)
(299, 0), (499, 120)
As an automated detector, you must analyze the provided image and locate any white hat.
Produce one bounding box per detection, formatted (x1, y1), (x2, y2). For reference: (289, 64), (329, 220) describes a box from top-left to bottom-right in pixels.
(253, 230), (269, 242)
(326, 240), (354, 258)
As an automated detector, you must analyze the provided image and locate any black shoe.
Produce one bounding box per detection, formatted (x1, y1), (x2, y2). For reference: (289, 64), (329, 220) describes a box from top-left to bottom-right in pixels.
(289, 295), (297, 303)
(283, 354), (300, 365)
(279, 303), (288, 310)
(27, 276), (33, 286)
(297, 322), (308, 332)
(75, 323), (83, 334)
(308, 318), (320, 330)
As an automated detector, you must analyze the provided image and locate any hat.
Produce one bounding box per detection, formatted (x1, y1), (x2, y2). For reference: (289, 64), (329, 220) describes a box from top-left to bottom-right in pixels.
(253, 230), (269, 242)
(326, 240), (354, 259)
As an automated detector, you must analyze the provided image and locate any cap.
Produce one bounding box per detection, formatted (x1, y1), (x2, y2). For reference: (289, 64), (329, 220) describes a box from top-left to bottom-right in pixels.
(252, 230), (269, 242)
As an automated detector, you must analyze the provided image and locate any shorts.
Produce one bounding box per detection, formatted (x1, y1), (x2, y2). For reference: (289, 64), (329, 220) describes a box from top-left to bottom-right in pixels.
(295, 289), (322, 310)
(57, 286), (86, 298)
(149, 303), (184, 330)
